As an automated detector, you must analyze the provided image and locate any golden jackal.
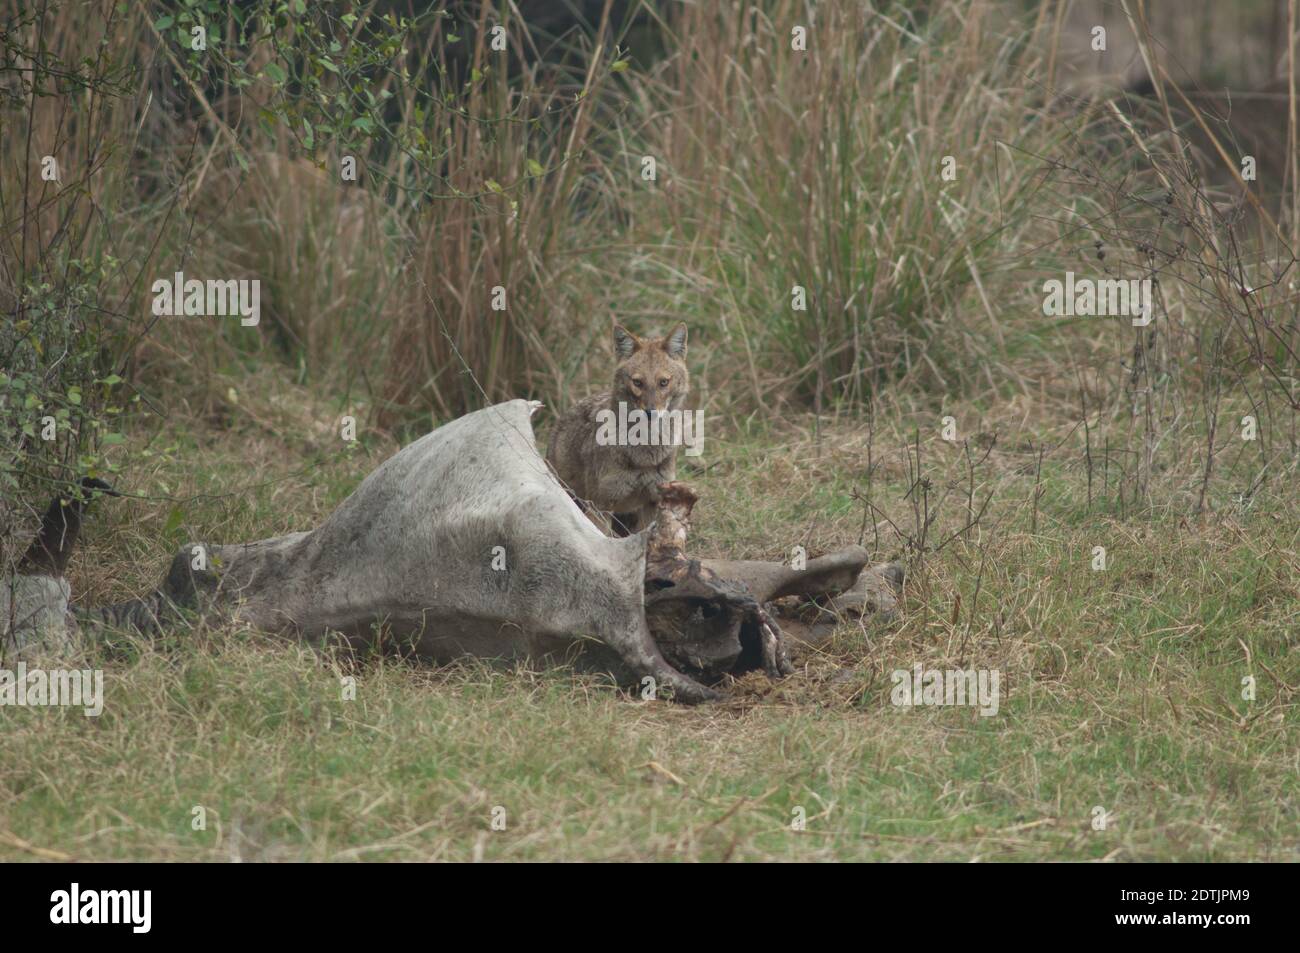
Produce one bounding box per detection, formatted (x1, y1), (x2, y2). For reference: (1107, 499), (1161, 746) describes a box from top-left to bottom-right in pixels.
(547, 321), (692, 536)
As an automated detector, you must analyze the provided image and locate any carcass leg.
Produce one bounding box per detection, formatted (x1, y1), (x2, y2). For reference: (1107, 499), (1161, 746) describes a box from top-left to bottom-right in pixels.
(602, 617), (721, 704)
(756, 604), (795, 678)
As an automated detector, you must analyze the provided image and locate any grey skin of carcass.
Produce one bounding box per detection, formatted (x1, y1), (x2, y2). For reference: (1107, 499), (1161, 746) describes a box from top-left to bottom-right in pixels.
(140, 399), (720, 703)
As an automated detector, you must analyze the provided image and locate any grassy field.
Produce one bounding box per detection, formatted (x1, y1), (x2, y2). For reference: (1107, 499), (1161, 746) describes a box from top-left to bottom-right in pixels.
(2, 371), (1296, 862)
(2, 0), (1298, 862)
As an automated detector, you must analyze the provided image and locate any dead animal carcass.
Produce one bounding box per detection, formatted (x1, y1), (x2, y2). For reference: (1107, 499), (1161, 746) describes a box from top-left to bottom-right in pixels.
(22, 401), (899, 702)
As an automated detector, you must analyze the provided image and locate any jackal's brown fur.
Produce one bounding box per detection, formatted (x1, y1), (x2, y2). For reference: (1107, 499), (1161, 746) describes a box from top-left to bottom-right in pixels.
(547, 321), (689, 536)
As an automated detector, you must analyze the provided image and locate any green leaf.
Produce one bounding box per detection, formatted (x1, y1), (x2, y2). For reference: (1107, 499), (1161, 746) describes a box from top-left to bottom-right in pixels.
(526, 159), (544, 177)
(264, 62), (287, 84)
(163, 507), (184, 536)
(484, 179), (503, 194)
(153, 15), (174, 30)
(610, 59), (630, 72)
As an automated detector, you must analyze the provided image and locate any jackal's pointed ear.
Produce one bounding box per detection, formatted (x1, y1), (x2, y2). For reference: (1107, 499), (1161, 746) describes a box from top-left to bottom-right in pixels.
(612, 322), (640, 360)
(664, 322), (688, 360)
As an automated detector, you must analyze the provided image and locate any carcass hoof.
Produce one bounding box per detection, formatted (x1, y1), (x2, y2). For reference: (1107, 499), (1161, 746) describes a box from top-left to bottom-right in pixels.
(657, 671), (722, 705)
(757, 605), (795, 678)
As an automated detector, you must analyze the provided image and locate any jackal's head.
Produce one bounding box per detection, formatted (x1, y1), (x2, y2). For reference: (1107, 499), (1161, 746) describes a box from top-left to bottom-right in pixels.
(611, 321), (689, 416)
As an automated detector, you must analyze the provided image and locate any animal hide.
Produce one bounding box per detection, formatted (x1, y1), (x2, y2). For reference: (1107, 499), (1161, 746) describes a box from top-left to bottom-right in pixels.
(9, 400), (901, 702)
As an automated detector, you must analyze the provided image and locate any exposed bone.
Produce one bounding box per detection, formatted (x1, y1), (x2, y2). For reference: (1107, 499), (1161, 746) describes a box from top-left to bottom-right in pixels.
(641, 481), (793, 679)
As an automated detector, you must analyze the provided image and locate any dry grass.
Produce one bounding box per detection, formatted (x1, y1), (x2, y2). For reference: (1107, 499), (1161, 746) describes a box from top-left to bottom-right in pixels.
(621, 0), (1072, 405)
(0, 368), (1294, 861)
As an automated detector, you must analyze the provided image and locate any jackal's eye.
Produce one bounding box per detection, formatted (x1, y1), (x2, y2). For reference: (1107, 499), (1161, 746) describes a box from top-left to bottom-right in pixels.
(658, 378), (669, 388)
(631, 378), (644, 388)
